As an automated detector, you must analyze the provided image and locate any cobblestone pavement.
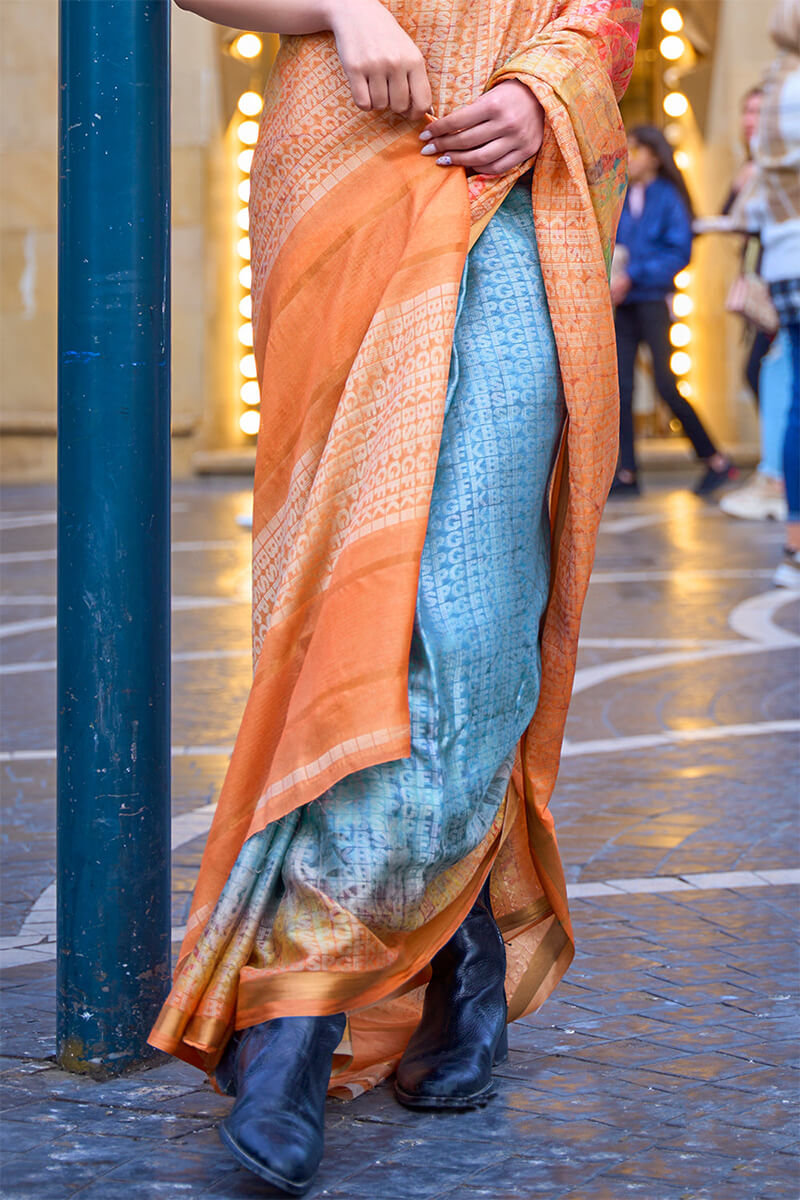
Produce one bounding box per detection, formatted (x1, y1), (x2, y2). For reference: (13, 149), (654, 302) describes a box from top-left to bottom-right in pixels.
(1, 475), (799, 1199)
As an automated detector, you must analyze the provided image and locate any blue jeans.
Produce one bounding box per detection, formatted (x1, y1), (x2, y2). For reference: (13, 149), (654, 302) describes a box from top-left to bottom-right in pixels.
(783, 322), (800, 522)
(758, 330), (793, 480)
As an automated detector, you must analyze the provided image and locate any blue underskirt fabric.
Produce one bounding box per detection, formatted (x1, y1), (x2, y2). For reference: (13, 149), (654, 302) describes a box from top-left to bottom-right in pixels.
(216, 184), (565, 963)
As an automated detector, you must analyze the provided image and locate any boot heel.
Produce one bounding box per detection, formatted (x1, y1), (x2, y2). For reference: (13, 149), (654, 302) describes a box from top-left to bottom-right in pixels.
(493, 1023), (508, 1066)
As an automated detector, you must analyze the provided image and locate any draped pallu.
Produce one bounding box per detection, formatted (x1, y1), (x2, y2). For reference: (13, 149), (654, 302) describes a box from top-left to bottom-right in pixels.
(150, 0), (642, 1094)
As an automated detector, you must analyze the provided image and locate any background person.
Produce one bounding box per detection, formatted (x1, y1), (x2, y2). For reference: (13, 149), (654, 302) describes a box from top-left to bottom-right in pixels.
(757, 0), (800, 585)
(610, 125), (736, 497)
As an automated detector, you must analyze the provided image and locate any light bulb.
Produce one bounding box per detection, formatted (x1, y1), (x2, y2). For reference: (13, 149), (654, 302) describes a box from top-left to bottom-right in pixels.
(237, 208), (250, 231)
(237, 237), (251, 261)
(239, 265), (252, 289)
(661, 7), (684, 33)
(234, 34), (262, 59)
(238, 322), (254, 347)
(669, 322), (691, 348)
(240, 354), (257, 378)
(239, 410), (261, 435)
(239, 295), (252, 319)
(237, 120), (260, 146)
(673, 293), (694, 317)
(240, 380), (260, 406)
(238, 91), (263, 117)
(237, 149), (254, 173)
(660, 35), (685, 60)
(676, 380), (693, 399)
(663, 92), (689, 118)
(238, 179), (251, 203)
(674, 150), (691, 171)
(670, 351), (691, 375)
(674, 269), (691, 290)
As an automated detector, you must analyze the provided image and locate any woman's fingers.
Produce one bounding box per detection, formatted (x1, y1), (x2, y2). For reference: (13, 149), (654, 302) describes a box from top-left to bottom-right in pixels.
(421, 121), (497, 154)
(425, 93), (499, 141)
(407, 61), (432, 121)
(348, 71), (373, 112)
(433, 138), (519, 172)
(368, 74), (390, 111)
(388, 71), (411, 117)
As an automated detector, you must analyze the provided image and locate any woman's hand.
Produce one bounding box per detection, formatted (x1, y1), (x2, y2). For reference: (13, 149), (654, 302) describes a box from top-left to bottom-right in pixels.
(610, 272), (632, 307)
(330, 0), (432, 122)
(420, 80), (544, 176)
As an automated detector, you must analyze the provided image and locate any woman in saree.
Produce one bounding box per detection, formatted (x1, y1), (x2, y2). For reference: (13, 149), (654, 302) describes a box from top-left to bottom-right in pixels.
(153, 0), (641, 1192)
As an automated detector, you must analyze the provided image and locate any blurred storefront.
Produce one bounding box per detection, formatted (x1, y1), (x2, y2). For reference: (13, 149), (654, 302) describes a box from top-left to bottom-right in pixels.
(0, 0), (776, 481)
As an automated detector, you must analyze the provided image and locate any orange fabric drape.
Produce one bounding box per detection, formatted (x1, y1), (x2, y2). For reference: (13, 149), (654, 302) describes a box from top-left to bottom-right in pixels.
(150, 0), (641, 1093)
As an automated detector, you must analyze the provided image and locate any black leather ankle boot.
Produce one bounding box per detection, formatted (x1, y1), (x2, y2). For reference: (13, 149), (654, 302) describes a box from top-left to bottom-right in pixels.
(217, 1013), (346, 1196)
(394, 877), (508, 1109)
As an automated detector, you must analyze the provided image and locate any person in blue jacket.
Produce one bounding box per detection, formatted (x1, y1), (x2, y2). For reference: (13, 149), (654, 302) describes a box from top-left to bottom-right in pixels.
(610, 125), (735, 495)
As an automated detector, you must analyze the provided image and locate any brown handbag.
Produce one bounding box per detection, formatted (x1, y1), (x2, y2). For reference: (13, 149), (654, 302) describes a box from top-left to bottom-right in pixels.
(725, 239), (779, 336)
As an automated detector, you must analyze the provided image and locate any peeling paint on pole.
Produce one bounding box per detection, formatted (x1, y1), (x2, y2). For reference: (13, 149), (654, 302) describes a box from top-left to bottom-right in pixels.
(57, 0), (171, 1077)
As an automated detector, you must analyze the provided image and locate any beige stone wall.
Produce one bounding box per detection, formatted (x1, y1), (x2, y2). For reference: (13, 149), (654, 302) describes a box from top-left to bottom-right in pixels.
(0, 3), (229, 482)
(0, 0), (59, 480)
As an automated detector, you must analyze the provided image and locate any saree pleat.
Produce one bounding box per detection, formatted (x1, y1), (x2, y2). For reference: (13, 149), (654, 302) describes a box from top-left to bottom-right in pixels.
(150, 0), (642, 1090)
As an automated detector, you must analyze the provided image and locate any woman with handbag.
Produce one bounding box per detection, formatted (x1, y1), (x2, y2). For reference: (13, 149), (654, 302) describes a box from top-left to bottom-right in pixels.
(609, 125), (735, 496)
(149, 0), (641, 1193)
(758, 0), (800, 586)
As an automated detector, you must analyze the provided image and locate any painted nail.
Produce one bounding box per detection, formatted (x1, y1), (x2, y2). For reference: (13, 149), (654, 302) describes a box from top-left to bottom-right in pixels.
(436, 155), (452, 166)
(420, 143), (438, 155)
(419, 129), (432, 141)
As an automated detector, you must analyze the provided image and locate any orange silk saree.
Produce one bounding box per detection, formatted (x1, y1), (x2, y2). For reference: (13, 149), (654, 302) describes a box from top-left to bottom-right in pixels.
(150, 0), (641, 1096)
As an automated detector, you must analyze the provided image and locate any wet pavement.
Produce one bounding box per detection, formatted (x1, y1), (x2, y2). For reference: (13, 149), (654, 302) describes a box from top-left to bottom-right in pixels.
(1, 474), (799, 1199)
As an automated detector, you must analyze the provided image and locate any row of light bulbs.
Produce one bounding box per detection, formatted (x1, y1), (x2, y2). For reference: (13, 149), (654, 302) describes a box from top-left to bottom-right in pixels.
(657, 6), (694, 394)
(231, 34), (266, 437)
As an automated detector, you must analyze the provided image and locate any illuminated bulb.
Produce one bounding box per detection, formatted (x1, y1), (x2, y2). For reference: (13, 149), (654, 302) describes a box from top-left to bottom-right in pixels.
(235, 34), (262, 59)
(674, 269), (691, 290)
(238, 91), (263, 117)
(238, 179), (251, 203)
(664, 122), (682, 145)
(669, 322), (691, 348)
(674, 150), (691, 171)
(660, 35), (685, 60)
(237, 236), (251, 261)
(238, 322), (254, 347)
(661, 7), (684, 33)
(239, 265), (252, 289)
(670, 351), (691, 375)
(673, 292), (694, 317)
(239, 410), (261, 435)
(237, 207), (250, 231)
(239, 295), (252, 319)
(240, 353), (257, 378)
(663, 92), (689, 118)
(237, 120), (260, 146)
(240, 380), (260, 406)
(676, 380), (693, 398)
(237, 149), (254, 173)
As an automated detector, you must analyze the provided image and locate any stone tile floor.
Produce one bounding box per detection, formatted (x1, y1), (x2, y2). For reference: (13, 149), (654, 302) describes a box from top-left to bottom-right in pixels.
(1, 474), (799, 1198)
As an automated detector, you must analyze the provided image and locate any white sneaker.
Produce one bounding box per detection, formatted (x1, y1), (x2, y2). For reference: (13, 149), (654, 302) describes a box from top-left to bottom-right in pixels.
(773, 549), (800, 589)
(719, 473), (788, 521)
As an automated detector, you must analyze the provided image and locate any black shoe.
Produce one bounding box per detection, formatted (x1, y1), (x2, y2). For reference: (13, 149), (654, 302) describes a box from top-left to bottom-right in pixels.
(394, 878), (508, 1109)
(608, 473), (640, 497)
(694, 459), (738, 495)
(217, 1013), (346, 1196)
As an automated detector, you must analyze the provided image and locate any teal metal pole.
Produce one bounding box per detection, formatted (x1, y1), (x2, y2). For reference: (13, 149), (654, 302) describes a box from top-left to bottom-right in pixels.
(57, 0), (171, 1076)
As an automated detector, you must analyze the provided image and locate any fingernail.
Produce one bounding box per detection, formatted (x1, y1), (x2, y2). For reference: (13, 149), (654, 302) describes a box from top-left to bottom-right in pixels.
(436, 155), (452, 166)
(419, 129), (432, 141)
(420, 143), (437, 155)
